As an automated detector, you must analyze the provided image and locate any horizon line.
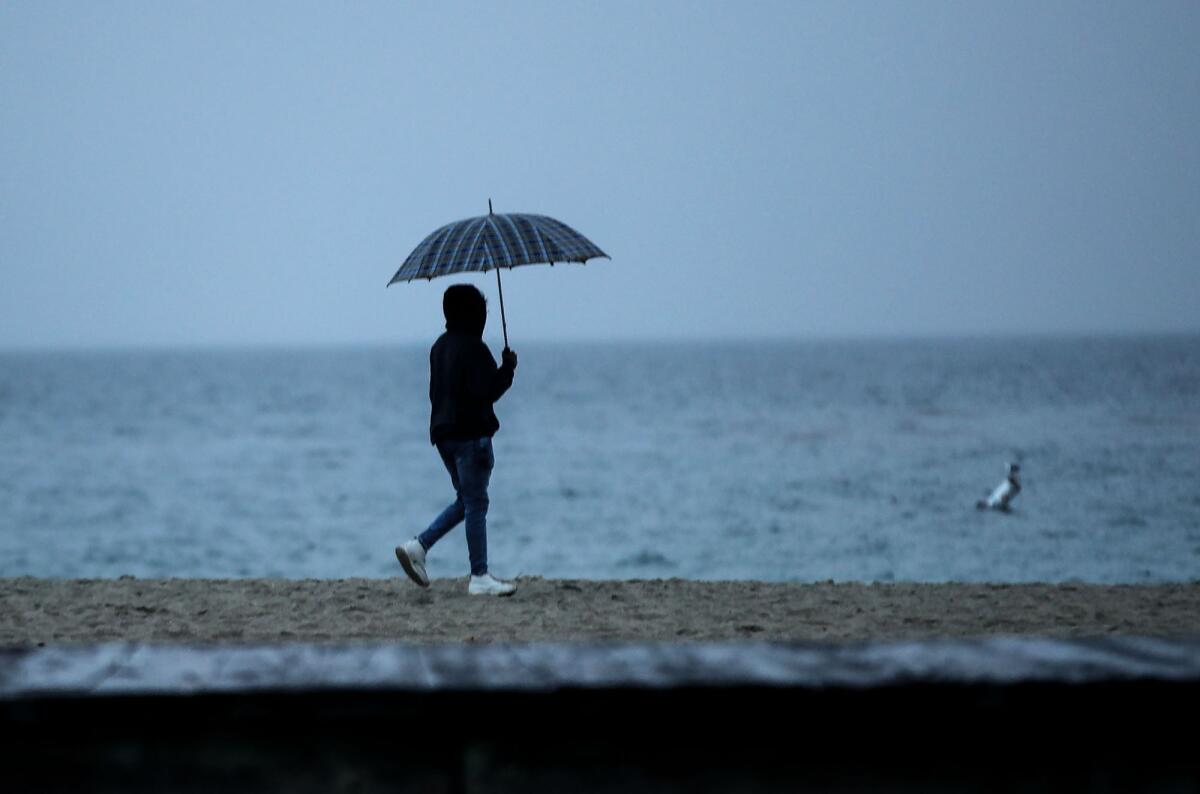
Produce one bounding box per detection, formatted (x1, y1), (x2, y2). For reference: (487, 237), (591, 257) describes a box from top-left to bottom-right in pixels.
(2, 327), (1198, 355)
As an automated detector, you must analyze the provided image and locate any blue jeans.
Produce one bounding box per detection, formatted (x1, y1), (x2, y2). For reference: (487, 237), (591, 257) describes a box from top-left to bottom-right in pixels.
(418, 437), (493, 576)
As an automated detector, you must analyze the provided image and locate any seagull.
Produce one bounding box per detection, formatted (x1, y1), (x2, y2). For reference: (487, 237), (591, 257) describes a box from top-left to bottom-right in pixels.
(977, 463), (1021, 511)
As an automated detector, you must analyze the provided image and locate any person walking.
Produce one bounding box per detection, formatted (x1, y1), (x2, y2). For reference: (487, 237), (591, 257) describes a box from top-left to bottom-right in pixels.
(395, 284), (519, 596)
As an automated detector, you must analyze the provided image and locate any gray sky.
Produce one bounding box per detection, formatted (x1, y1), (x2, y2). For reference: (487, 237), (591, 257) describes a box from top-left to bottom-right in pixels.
(2, 1), (1198, 349)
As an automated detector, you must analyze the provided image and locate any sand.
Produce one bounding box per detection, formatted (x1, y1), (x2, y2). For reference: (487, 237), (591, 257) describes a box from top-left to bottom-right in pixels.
(2, 577), (1199, 647)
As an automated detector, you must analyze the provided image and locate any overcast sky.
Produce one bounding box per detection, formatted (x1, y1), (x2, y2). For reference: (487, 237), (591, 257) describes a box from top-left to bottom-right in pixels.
(2, 1), (1198, 349)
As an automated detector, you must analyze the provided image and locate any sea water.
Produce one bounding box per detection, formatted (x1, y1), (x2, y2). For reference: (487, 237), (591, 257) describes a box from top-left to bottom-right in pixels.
(1, 336), (1197, 582)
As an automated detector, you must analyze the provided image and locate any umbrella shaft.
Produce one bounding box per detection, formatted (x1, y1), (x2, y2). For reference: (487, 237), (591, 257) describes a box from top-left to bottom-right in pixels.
(495, 268), (509, 349)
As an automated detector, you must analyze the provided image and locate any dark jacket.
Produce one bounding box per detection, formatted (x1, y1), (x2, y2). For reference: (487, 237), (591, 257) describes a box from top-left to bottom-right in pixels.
(429, 326), (515, 444)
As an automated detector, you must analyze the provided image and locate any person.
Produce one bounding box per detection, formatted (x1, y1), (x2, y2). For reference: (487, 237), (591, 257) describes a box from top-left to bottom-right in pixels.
(395, 284), (519, 596)
(977, 462), (1021, 511)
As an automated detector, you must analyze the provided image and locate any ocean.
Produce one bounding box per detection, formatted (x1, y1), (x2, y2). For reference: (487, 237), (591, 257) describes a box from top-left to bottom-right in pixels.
(1, 336), (1197, 583)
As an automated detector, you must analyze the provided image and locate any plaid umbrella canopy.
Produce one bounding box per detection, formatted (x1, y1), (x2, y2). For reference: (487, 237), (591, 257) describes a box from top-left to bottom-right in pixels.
(387, 201), (608, 348)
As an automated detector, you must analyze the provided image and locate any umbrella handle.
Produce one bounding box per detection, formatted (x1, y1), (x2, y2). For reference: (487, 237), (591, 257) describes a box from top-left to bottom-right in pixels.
(495, 267), (509, 350)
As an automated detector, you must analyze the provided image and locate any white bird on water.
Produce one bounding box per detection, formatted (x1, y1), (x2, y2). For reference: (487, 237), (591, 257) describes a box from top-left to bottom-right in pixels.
(977, 463), (1021, 511)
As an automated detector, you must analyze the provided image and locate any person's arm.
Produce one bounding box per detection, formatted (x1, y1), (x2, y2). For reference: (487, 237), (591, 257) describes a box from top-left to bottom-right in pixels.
(466, 343), (516, 403)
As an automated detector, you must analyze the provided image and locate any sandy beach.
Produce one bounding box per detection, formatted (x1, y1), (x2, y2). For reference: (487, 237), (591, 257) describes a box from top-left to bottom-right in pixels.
(2, 577), (1198, 647)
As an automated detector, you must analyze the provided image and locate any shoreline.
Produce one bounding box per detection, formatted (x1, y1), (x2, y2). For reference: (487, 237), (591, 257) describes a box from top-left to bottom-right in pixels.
(3, 577), (1199, 647)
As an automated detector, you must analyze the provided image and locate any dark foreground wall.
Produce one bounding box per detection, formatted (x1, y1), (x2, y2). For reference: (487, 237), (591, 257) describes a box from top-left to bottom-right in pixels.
(2, 638), (1199, 793)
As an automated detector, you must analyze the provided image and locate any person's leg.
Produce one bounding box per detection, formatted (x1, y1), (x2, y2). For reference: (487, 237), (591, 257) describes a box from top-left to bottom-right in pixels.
(418, 441), (465, 551)
(454, 437), (494, 577)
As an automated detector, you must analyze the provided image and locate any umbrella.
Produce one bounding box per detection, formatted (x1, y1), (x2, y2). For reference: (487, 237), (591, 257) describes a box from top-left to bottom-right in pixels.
(387, 200), (609, 348)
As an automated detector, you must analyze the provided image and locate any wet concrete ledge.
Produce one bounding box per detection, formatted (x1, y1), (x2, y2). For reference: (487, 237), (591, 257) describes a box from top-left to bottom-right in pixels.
(4, 635), (1200, 697)
(3, 638), (1200, 792)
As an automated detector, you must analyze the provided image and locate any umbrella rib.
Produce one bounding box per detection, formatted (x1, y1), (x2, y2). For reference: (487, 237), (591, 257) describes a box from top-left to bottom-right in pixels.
(428, 223), (458, 277)
(465, 216), (492, 271)
(537, 227), (557, 263)
(480, 240), (497, 272)
(485, 215), (516, 268)
(444, 216), (477, 274)
(529, 218), (553, 263)
(541, 218), (575, 260)
(498, 213), (534, 266)
(553, 216), (606, 260)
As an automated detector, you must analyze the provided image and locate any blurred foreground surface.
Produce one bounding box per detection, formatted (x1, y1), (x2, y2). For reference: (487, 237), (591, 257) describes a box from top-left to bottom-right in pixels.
(2, 637), (1199, 792)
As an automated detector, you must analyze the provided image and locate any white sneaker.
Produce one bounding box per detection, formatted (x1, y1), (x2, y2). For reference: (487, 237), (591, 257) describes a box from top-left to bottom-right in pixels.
(468, 573), (516, 597)
(395, 539), (430, 588)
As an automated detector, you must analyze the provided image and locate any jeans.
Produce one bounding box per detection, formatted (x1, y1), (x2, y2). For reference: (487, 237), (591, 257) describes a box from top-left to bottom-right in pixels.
(418, 437), (493, 577)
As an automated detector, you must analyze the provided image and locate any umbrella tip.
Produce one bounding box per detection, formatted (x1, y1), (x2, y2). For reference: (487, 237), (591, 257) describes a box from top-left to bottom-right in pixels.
(488, 198), (493, 215)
